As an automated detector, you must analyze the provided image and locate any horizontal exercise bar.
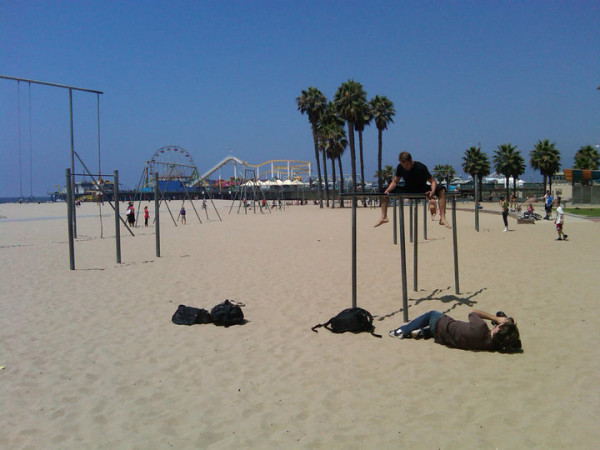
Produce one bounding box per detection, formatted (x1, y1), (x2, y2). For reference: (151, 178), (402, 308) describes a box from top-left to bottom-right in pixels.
(340, 191), (460, 198)
(0, 75), (103, 95)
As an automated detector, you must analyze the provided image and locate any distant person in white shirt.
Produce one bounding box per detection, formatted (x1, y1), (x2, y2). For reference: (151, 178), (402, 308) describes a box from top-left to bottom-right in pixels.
(554, 196), (568, 241)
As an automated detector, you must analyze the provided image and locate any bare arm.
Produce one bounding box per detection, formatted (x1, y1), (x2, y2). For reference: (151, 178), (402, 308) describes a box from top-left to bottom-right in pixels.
(384, 176), (401, 194)
(470, 309), (511, 325)
(427, 176), (437, 199)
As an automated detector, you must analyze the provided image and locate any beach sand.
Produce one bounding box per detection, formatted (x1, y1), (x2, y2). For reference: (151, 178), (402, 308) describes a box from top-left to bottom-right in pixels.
(1, 199), (599, 449)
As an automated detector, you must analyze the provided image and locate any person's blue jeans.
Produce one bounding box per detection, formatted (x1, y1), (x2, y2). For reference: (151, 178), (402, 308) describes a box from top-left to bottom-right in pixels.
(399, 310), (444, 339)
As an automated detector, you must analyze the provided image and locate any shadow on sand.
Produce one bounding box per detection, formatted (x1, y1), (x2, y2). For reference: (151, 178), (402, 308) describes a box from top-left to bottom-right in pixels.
(376, 287), (487, 322)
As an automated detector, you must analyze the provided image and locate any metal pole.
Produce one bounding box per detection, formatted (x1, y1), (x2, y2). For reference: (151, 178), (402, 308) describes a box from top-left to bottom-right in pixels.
(452, 195), (460, 293)
(114, 170), (121, 264)
(399, 196), (408, 322)
(351, 196), (357, 308)
(409, 198), (413, 243)
(392, 197), (397, 245)
(69, 88), (77, 238)
(423, 199), (428, 240)
(66, 169), (75, 270)
(155, 172), (161, 257)
(474, 175), (480, 231)
(413, 198), (419, 291)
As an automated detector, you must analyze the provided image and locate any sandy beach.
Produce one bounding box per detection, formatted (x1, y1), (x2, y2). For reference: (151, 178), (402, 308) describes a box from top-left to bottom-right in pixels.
(1, 199), (599, 449)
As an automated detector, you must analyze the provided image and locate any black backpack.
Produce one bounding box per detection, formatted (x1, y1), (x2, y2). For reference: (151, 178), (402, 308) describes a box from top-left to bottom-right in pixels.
(311, 307), (382, 338)
(172, 305), (213, 326)
(210, 299), (245, 327)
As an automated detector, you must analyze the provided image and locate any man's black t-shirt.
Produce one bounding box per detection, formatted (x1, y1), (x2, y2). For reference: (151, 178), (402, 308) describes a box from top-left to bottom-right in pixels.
(395, 161), (432, 193)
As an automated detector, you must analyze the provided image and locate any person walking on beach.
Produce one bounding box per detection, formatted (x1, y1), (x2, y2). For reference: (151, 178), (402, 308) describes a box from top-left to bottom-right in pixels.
(500, 195), (509, 232)
(389, 309), (521, 352)
(375, 152), (450, 228)
(554, 196), (568, 241)
(144, 206), (149, 227)
(179, 205), (186, 224)
(543, 190), (553, 220)
(126, 202), (135, 227)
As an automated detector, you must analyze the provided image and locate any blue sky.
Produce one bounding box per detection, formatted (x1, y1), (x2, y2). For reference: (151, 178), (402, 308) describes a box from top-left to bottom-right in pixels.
(1, 0), (598, 197)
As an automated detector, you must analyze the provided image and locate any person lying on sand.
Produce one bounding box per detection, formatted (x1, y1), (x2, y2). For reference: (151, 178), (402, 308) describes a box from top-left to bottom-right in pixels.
(374, 151), (451, 228)
(389, 309), (521, 352)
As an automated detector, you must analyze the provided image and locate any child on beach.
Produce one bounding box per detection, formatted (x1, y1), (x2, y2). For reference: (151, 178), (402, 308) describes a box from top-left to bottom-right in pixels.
(554, 196), (568, 241)
(144, 206), (149, 227)
(180, 205), (186, 224)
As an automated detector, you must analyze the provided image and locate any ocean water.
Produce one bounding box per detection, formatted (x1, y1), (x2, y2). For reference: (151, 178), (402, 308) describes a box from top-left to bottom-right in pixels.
(0, 196), (54, 204)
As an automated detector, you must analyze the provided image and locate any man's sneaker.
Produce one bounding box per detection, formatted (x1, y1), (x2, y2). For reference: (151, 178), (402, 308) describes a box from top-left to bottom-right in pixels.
(556, 238), (562, 240)
(410, 329), (424, 339)
(563, 234), (568, 240)
(389, 329), (405, 339)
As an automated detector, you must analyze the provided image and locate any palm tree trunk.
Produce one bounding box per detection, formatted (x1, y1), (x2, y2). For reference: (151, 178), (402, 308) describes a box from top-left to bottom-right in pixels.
(358, 130), (365, 192)
(330, 157), (337, 209)
(338, 157), (344, 208)
(377, 128), (383, 191)
(348, 122), (357, 193)
(322, 148), (330, 207)
(311, 129), (323, 208)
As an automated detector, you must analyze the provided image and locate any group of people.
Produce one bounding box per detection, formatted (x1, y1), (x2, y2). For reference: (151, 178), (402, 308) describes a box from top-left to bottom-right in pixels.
(125, 202), (193, 226)
(499, 191), (568, 240)
(374, 151), (522, 353)
(125, 202), (150, 227)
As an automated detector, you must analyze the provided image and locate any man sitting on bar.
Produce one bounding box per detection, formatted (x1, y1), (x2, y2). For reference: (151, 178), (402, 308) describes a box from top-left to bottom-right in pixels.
(374, 151), (451, 228)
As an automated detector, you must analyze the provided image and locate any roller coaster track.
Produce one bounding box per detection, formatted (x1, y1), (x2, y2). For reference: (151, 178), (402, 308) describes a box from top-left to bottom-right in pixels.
(192, 156), (250, 186)
(192, 156), (311, 187)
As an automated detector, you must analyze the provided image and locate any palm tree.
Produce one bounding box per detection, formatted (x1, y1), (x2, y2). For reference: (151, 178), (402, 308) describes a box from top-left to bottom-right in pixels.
(369, 95), (395, 191)
(319, 132), (330, 207)
(574, 145), (600, 170)
(297, 87), (326, 207)
(461, 146), (490, 202)
(324, 123), (348, 209)
(318, 102), (345, 207)
(493, 144), (525, 198)
(433, 164), (456, 187)
(354, 105), (372, 192)
(336, 146), (346, 207)
(375, 164), (394, 186)
(510, 154), (526, 197)
(574, 145), (600, 186)
(530, 139), (561, 193)
(334, 80), (367, 193)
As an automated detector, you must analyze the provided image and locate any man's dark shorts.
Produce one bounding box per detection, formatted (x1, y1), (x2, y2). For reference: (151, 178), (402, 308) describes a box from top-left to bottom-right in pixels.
(380, 184), (446, 197)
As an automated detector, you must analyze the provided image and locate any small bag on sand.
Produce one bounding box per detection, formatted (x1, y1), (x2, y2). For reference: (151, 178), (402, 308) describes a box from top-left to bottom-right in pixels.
(311, 307), (382, 338)
(210, 299), (245, 327)
(172, 305), (213, 326)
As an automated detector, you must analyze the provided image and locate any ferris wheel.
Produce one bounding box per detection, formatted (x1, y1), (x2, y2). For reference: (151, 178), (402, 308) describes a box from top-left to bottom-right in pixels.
(147, 145), (198, 181)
